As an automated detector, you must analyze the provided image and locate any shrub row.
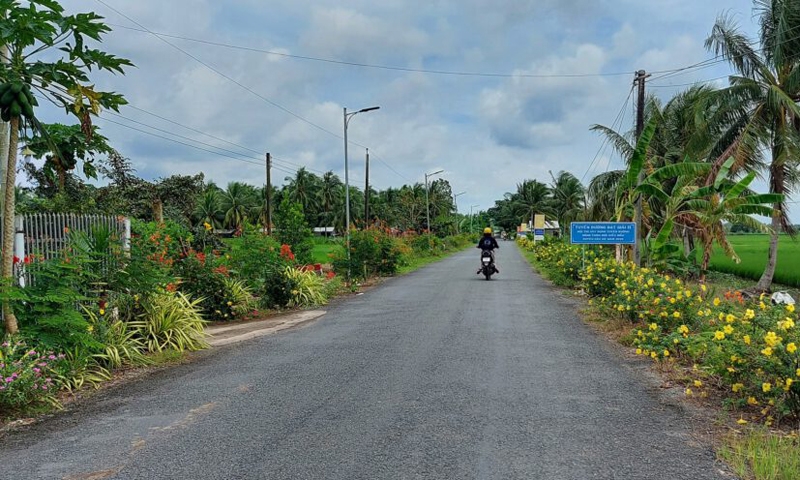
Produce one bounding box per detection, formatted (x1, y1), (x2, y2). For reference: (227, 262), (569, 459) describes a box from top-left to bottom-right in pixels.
(520, 238), (800, 424)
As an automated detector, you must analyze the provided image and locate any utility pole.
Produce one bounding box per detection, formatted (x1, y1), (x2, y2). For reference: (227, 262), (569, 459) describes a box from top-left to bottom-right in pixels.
(266, 152), (272, 235)
(633, 69), (650, 266)
(364, 148), (370, 228)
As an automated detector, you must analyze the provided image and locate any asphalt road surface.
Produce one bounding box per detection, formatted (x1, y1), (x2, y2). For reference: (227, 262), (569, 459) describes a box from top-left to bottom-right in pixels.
(0, 244), (732, 480)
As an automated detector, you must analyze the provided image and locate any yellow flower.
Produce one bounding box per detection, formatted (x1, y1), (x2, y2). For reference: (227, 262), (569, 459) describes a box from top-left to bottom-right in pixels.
(762, 382), (772, 393)
(714, 331), (726, 341)
(637, 330), (644, 337)
(226, 301), (233, 306)
(788, 304), (796, 313)
(635, 348), (642, 355)
(765, 331), (782, 347)
(650, 352), (658, 359)
(762, 347), (773, 357)
(781, 318), (795, 330)
(649, 323), (658, 331)
(723, 325), (734, 335)
(99, 308), (105, 316)
(647, 278), (654, 287)
(713, 297), (721, 306)
(727, 367), (736, 373)
(760, 301), (767, 310)
(87, 324), (94, 333)
(700, 284), (707, 292)
(787, 343), (797, 354)
(203, 222), (212, 231)
(725, 314), (736, 323)
(786, 379), (794, 391)
(747, 396), (758, 406)
(685, 388), (693, 397)
(678, 325), (689, 335)
(737, 418), (748, 425)
(743, 335), (751, 345)
(744, 309), (755, 320)
(663, 350), (670, 357)
(694, 380), (703, 388)
(796, 368), (800, 378)
(732, 383), (744, 393)
(673, 311), (681, 319)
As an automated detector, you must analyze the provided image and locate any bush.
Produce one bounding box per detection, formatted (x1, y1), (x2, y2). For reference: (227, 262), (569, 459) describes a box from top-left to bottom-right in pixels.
(258, 262), (298, 309)
(131, 291), (208, 353)
(283, 267), (328, 307)
(274, 198), (313, 264)
(332, 228), (407, 280)
(522, 238), (800, 423)
(0, 338), (64, 411)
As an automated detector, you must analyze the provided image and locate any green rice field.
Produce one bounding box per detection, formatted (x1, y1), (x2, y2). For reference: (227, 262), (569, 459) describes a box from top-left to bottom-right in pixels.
(709, 234), (800, 287)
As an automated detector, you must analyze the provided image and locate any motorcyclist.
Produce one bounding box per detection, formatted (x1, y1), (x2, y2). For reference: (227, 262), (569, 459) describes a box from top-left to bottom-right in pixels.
(477, 227), (499, 274)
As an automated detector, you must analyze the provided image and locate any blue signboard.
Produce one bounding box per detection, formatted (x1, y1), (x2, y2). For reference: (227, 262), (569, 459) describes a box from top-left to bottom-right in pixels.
(570, 222), (636, 245)
(534, 229), (545, 236)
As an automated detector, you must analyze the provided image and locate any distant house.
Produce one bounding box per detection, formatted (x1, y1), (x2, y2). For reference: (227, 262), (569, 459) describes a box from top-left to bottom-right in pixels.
(313, 227), (336, 237)
(517, 220), (560, 237)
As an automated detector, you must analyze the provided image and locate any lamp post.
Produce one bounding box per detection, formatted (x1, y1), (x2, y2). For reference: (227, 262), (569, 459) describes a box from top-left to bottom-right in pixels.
(470, 204), (479, 234)
(453, 191), (466, 234)
(343, 106), (379, 278)
(424, 169), (444, 235)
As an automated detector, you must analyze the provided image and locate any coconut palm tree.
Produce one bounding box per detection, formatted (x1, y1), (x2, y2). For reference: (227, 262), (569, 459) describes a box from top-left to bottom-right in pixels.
(220, 182), (255, 231)
(513, 179), (552, 226)
(318, 171), (343, 228)
(549, 171), (585, 235)
(706, 2), (800, 290)
(193, 189), (223, 228)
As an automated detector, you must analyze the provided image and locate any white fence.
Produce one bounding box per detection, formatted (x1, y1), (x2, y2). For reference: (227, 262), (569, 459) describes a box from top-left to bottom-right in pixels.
(4, 213), (130, 286)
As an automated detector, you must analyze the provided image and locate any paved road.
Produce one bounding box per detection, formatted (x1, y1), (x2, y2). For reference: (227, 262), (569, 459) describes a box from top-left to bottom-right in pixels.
(0, 244), (731, 480)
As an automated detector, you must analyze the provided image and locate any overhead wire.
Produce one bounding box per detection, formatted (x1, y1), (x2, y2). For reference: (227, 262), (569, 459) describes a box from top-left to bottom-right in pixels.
(580, 85), (634, 183)
(109, 23), (706, 80)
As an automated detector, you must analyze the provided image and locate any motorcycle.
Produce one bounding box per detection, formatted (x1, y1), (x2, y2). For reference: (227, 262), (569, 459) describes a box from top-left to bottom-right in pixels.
(479, 250), (497, 280)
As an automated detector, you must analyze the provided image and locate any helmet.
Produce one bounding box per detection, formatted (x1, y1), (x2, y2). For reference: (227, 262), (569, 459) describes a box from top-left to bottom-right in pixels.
(483, 227), (492, 234)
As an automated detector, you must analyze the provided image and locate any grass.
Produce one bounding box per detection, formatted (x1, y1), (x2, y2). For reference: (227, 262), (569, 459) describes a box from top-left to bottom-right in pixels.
(310, 239), (342, 264)
(718, 429), (800, 480)
(708, 234), (800, 287)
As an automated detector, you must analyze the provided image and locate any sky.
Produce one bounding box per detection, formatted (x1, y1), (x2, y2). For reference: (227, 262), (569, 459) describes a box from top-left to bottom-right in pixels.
(44, 0), (796, 221)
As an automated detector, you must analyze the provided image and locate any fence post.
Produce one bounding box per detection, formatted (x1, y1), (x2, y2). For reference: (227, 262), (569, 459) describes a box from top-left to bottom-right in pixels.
(123, 217), (131, 256)
(14, 215), (25, 287)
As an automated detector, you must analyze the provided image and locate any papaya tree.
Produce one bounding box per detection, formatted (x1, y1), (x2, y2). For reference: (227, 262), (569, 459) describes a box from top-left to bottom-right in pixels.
(0, 0), (131, 334)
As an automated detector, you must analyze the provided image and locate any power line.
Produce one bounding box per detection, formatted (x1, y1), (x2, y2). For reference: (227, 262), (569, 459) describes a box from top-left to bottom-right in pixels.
(95, 0), (344, 142)
(649, 74), (732, 88)
(581, 85), (635, 183)
(98, 116), (263, 167)
(109, 23), (689, 80)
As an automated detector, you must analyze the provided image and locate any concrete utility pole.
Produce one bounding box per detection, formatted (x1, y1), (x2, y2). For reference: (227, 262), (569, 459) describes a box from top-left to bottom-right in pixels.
(633, 69), (650, 267)
(364, 148), (370, 227)
(266, 152), (272, 235)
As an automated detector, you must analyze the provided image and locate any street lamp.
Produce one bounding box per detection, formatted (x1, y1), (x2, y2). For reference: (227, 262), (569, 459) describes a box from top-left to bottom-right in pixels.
(470, 204), (479, 234)
(453, 191), (466, 234)
(425, 169), (444, 234)
(343, 105), (379, 277)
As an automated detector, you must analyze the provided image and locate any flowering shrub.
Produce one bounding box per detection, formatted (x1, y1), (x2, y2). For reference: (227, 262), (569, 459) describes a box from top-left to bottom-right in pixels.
(173, 250), (252, 321)
(0, 339), (64, 410)
(521, 238), (800, 422)
(333, 228), (408, 280)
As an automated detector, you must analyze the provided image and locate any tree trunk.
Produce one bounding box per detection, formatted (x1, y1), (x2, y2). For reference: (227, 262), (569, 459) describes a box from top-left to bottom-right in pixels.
(2, 116), (19, 335)
(700, 239), (712, 282)
(755, 211), (780, 292)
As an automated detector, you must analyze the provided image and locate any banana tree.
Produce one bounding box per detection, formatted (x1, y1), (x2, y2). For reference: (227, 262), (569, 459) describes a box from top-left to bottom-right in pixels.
(0, 0), (131, 334)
